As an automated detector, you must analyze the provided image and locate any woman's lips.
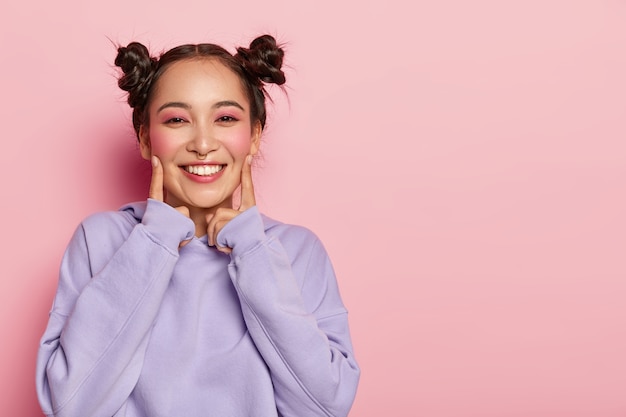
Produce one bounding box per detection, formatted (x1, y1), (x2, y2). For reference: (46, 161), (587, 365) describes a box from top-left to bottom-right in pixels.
(180, 164), (226, 182)
(183, 164), (225, 176)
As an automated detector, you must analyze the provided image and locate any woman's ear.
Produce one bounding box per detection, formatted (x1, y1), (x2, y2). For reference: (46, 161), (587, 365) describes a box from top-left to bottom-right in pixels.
(138, 125), (151, 160)
(250, 121), (262, 156)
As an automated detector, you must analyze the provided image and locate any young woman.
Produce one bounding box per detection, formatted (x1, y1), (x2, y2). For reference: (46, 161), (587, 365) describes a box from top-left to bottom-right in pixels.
(36, 34), (360, 417)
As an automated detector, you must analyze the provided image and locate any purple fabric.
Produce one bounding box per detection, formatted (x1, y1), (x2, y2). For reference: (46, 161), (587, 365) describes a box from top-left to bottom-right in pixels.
(36, 199), (359, 417)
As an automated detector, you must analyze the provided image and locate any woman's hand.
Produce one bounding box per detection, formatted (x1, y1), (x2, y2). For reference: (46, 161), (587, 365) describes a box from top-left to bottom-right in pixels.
(150, 156), (192, 248)
(206, 155), (255, 254)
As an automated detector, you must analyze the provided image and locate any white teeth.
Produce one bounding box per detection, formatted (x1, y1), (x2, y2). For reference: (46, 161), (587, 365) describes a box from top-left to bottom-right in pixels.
(185, 165), (224, 176)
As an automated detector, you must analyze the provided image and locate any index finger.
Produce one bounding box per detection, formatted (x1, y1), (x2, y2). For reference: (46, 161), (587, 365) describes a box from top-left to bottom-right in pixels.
(239, 154), (256, 210)
(149, 156), (164, 202)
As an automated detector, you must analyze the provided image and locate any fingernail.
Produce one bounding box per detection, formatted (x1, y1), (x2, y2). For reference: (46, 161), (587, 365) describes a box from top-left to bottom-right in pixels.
(246, 155), (253, 165)
(152, 156), (158, 167)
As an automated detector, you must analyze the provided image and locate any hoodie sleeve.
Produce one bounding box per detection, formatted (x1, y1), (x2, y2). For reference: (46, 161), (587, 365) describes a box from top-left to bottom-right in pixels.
(217, 206), (360, 417)
(36, 199), (195, 417)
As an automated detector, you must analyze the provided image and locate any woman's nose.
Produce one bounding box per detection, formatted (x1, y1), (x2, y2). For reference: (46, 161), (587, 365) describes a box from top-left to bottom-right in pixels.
(187, 125), (218, 156)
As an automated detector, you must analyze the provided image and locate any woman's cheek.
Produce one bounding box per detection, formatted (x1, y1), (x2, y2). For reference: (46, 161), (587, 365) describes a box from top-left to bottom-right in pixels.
(149, 129), (177, 157)
(226, 128), (254, 159)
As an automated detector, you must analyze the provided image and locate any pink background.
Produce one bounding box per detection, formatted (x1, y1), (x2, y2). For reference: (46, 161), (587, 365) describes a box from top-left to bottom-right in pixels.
(2, 1), (625, 416)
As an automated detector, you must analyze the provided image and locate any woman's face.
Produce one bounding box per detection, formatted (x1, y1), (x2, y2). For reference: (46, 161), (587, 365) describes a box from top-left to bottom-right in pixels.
(139, 58), (260, 212)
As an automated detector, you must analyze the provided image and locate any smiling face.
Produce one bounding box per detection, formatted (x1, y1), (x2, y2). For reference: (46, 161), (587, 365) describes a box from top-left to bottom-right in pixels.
(139, 58), (261, 212)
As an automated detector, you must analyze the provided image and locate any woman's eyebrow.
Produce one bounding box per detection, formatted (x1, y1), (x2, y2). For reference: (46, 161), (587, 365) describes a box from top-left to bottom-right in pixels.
(157, 102), (191, 113)
(157, 101), (245, 113)
(213, 100), (245, 111)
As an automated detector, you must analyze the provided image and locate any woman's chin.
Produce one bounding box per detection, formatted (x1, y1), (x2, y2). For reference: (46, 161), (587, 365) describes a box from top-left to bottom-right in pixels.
(169, 195), (233, 212)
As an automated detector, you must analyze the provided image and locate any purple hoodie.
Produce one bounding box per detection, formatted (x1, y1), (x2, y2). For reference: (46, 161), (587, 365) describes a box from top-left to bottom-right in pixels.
(36, 199), (360, 417)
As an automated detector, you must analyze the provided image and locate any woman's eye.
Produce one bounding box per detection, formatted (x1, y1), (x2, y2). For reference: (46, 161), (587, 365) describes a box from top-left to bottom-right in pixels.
(217, 115), (237, 123)
(165, 117), (186, 124)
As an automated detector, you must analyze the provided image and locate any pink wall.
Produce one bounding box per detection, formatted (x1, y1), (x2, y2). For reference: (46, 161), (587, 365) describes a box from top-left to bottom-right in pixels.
(2, 1), (625, 416)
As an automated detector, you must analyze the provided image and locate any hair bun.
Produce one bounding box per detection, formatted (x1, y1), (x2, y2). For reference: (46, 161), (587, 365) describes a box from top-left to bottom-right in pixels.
(236, 35), (286, 86)
(114, 42), (157, 109)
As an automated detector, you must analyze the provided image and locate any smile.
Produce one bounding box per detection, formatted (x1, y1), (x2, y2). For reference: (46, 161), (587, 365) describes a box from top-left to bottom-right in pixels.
(183, 165), (225, 176)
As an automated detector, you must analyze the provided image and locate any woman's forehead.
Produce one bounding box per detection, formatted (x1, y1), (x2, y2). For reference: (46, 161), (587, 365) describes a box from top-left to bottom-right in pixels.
(152, 58), (248, 105)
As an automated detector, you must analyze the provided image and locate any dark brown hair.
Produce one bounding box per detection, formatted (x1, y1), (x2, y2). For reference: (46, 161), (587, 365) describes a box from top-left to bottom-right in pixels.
(114, 35), (286, 138)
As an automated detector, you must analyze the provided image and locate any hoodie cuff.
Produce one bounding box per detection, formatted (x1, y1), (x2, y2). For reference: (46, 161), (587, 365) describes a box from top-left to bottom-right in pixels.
(141, 199), (195, 250)
(216, 206), (266, 257)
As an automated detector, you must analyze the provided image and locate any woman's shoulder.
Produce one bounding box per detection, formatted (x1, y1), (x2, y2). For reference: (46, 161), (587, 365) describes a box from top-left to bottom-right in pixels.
(80, 201), (145, 236)
(260, 213), (326, 254)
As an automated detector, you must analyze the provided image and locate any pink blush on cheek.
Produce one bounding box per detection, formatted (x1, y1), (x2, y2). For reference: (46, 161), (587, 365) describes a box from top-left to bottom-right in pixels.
(226, 129), (255, 158)
(148, 130), (177, 157)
